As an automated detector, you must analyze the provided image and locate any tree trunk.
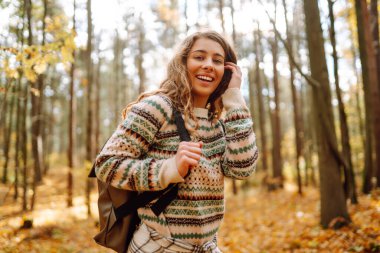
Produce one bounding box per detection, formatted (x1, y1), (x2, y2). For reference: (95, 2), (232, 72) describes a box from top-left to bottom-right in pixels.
(137, 17), (146, 95)
(29, 0), (48, 211)
(2, 80), (16, 184)
(21, 73), (29, 211)
(67, 0), (76, 208)
(328, 0), (357, 204)
(184, 0), (189, 33)
(346, 6), (366, 168)
(370, 0), (380, 187)
(86, 0), (94, 217)
(271, 0), (283, 187)
(282, 0), (302, 194)
(230, 0), (237, 44)
(303, 0), (350, 228)
(95, 36), (102, 153)
(253, 27), (268, 174)
(14, 75), (23, 200)
(113, 31), (121, 125)
(355, 0), (380, 193)
(370, 0), (380, 102)
(218, 0), (225, 34)
(26, 0), (43, 185)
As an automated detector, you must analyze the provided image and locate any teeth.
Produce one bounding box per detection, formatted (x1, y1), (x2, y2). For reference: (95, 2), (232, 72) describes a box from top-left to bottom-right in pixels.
(197, 75), (213, 81)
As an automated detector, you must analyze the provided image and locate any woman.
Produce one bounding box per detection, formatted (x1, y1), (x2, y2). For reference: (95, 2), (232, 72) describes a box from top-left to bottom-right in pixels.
(95, 31), (259, 253)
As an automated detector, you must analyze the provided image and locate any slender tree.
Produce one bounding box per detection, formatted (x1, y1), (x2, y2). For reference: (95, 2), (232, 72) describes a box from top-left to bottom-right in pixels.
(282, 0), (302, 194)
(85, 0), (94, 216)
(370, 0), (380, 99)
(369, 0), (380, 187)
(303, 0), (350, 228)
(67, 0), (76, 208)
(113, 30), (122, 124)
(218, 0), (226, 34)
(355, 0), (380, 193)
(327, 0), (357, 203)
(29, 0), (43, 185)
(137, 15), (146, 94)
(270, 0), (283, 187)
(2, 81), (16, 184)
(253, 26), (268, 174)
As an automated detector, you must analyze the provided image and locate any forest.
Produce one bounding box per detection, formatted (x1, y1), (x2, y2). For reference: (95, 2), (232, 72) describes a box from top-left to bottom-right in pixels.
(0, 0), (380, 252)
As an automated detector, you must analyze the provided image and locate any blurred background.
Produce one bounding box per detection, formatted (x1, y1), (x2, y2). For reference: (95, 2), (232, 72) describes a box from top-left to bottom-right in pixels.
(0, 0), (380, 252)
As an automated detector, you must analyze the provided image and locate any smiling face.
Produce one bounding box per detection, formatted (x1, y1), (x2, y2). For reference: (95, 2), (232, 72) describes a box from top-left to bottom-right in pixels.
(186, 38), (225, 108)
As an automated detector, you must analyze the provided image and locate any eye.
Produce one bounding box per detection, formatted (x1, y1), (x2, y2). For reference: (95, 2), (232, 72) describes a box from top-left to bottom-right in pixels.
(213, 59), (224, 64)
(194, 55), (204, 61)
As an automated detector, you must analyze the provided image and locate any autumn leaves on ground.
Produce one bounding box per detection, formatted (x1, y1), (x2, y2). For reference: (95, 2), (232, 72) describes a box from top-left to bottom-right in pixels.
(0, 166), (379, 253)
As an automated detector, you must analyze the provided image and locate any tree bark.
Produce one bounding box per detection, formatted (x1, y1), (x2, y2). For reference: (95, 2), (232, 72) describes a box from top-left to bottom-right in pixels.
(370, 0), (380, 102)
(253, 26), (268, 174)
(113, 31), (121, 124)
(67, 0), (76, 208)
(14, 75), (23, 200)
(370, 0), (380, 187)
(21, 72), (29, 211)
(95, 37), (102, 153)
(86, 0), (94, 217)
(2, 81), (16, 184)
(137, 16), (146, 95)
(282, 0), (302, 195)
(230, 0), (237, 44)
(184, 0), (189, 32)
(271, 0), (283, 187)
(26, 0), (43, 185)
(355, 0), (380, 193)
(328, 0), (357, 204)
(218, 0), (226, 34)
(303, 0), (350, 228)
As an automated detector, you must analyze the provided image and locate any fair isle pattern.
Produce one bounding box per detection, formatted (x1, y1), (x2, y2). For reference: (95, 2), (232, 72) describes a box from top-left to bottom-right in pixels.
(95, 89), (258, 245)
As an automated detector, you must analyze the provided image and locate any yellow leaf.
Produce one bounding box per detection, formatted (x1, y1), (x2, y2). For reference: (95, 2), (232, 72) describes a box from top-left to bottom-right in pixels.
(30, 87), (40, 97)
(61, 47), (73, 63)
(24, 68), (37, 82)
(65, 36), (76, 50)
(34, 62), (47, 74)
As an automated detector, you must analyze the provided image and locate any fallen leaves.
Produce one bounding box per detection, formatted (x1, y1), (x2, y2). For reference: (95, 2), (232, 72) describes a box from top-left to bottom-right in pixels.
(218, 187), (380, 253)
(0, 169), (379, 253)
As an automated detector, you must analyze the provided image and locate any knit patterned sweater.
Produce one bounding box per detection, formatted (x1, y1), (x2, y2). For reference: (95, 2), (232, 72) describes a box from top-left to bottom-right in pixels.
(95, 88), (258, 245)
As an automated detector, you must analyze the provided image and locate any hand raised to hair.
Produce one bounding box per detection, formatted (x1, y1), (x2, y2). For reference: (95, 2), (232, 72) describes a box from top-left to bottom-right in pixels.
(175, 141), (203, 178)
(225, 62), (242, 89)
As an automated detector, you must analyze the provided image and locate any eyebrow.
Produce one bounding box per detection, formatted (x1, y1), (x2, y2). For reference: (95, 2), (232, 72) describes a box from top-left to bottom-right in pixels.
(190, 49), (225, 59)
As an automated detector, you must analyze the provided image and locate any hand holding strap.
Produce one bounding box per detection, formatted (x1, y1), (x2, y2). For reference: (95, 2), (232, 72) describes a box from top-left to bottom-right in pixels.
(150, 107), (191, 216)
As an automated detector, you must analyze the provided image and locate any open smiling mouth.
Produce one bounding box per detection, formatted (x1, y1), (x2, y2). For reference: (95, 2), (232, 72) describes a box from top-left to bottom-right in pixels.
(196, 75), (214, 82)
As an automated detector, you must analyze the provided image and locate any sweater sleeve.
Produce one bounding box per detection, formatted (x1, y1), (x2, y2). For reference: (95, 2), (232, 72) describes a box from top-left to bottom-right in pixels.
(220, 88), (259, 179)
(95, 95), (184, 191)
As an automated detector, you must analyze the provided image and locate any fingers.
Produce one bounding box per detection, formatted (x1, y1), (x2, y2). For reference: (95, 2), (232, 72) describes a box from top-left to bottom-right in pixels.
(180, 155), (200, 167)
(224, 62), (242, 75)
(178, 141), (202, 155)
(224, 62), (242, 89)
(176, 141), (203, 176)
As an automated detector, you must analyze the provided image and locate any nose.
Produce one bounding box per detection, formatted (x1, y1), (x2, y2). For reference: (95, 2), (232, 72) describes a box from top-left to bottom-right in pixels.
(202, 58), (214, 71)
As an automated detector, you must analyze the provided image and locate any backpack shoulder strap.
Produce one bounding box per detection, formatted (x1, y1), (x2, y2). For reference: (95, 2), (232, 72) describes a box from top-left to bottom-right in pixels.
(173, 107), (191, 142)
(149, 106), (191, 216)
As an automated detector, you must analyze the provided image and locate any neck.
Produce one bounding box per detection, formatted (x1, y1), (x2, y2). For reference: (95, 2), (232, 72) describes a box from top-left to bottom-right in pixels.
(193, 96), (208, 108)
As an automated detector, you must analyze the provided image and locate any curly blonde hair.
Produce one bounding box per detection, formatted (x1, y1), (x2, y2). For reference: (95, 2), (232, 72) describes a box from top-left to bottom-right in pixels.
(122, 31), (237, 132)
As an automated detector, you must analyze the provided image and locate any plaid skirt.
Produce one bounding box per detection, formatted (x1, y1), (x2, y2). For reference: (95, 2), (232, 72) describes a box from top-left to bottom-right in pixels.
(127, 223), (222, 253)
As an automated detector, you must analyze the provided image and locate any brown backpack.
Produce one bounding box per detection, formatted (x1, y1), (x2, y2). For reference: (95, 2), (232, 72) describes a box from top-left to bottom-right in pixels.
(88, 107), (190, 253)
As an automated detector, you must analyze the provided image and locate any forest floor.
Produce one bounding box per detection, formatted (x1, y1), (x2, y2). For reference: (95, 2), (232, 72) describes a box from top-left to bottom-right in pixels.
(0, 165), (379, 253)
